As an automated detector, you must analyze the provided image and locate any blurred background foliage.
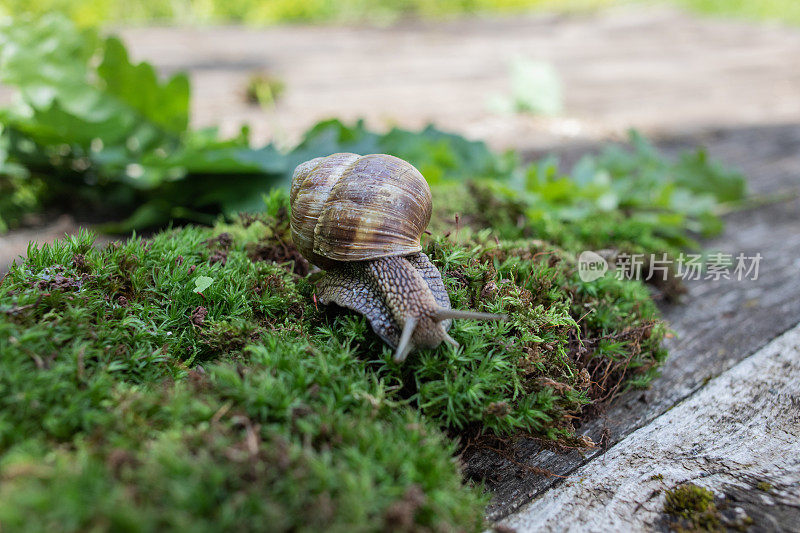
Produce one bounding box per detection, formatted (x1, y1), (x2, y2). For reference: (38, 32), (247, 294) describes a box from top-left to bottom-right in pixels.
(0, 0), (798, 27)
(0, 13), (745, 259)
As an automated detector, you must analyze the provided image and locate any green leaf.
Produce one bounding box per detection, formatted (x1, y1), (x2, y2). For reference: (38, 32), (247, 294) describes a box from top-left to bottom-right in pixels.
(0, 14), (98, 89)
(97, 36), (190, 134)
(97, 202), (172, 234)
(193, 276), (214, 294)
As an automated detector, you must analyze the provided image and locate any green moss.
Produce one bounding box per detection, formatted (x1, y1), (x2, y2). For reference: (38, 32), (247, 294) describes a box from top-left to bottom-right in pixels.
(0, 228), (486, 530)
(756, 481), (773, 493)
(664, 483), (722, 531)
(0, 192), (670, 529)
(244, 72), (285, 109)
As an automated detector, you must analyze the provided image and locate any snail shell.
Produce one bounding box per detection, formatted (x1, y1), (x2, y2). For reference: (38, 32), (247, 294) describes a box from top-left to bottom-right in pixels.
(289, 153), (506, 362)
(289, 153), (433, 269)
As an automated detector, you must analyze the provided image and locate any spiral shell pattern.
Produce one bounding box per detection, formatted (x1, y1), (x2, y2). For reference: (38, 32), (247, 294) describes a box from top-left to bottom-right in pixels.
(290, 153), (433, 269)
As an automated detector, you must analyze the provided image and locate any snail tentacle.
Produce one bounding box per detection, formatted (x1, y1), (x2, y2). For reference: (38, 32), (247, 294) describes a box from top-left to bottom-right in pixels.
(443, 333), (460, 348)
(433, 308), (507, 322)
(394, 316), (418, 363)
(319, 255), (504, 361)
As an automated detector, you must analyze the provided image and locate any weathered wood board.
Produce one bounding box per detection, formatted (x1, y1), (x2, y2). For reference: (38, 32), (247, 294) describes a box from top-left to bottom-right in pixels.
(472, 124), (800, 524)
(500, 322), (800, 531)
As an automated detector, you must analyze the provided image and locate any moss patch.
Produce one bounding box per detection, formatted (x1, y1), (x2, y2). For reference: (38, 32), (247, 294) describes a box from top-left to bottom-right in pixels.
(756, 481), (773, 493)
(0, 197), (669, 530)
(664, 484), (721, 531)
(0, 230), (486, 531)
(662, 482), (765, 532)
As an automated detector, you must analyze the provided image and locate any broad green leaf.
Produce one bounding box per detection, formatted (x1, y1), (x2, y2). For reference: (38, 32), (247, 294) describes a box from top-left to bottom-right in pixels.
(97, 36), (190, 134)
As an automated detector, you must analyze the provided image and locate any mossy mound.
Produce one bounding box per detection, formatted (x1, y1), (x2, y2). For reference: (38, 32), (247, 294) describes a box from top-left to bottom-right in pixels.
(0, 227), (485, 531)
(0, 197), (666, 530)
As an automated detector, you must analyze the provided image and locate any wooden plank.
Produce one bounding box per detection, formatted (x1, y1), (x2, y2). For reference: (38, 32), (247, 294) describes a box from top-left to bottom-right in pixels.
(471, 124), (800, 520)
(499, 321), (800, 531)
(100, 9), (800, 149)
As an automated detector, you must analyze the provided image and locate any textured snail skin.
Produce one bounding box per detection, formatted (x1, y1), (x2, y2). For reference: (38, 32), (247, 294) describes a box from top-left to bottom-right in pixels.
(291, 153), (504, 362)
(317, 253), (453, 360)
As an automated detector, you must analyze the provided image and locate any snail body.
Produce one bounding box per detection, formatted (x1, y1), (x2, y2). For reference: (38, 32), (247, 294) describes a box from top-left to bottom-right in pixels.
(290, 153), (504, 362)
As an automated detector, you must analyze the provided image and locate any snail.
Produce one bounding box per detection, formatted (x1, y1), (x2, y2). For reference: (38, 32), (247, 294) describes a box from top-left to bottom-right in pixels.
(290, 153), (505, 363)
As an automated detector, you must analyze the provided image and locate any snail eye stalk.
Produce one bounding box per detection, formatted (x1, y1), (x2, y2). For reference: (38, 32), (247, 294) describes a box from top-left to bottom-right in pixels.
(433, 308), (507, 322)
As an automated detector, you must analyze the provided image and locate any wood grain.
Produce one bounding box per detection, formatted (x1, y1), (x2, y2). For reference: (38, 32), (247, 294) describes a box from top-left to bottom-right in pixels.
(500, 322), (800, 531)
